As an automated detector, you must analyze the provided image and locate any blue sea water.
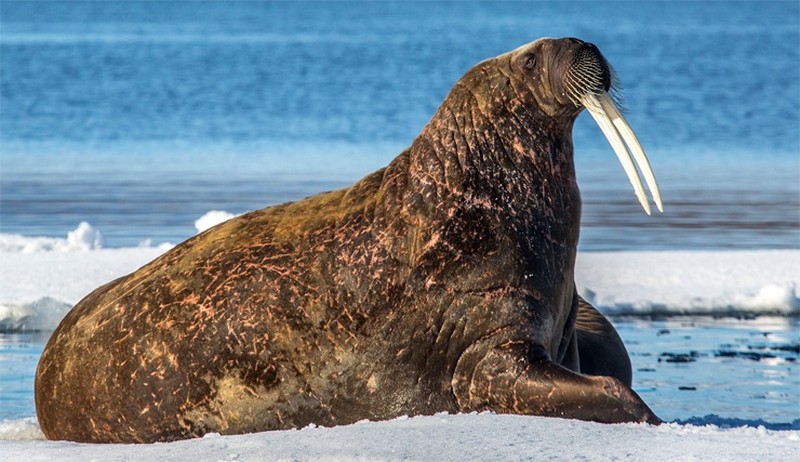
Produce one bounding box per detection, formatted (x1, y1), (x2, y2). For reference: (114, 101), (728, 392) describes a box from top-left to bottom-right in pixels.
(0, 0), (799, 429)
(1, 0), (798, 249)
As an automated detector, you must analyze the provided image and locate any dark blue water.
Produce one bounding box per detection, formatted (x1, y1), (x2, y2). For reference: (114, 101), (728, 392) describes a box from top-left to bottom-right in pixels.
(1, 0), (799, 249)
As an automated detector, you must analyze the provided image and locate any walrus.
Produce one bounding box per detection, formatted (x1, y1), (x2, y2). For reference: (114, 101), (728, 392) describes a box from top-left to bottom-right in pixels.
(35, 37), (663, 443)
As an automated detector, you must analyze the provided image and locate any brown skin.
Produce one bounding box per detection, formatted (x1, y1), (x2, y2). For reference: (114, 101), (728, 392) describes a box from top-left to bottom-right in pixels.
(35, 38), (659, 444)
(575, 297), (633, 387)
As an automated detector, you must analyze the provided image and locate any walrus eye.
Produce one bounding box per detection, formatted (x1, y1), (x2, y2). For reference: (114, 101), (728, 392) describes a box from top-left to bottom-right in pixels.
(523, 54), (537, 71)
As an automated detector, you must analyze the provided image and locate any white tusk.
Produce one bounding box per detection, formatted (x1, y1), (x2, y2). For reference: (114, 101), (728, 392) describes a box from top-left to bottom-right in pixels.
(596, 93), (663, 213)
(582, 92), (653, 215)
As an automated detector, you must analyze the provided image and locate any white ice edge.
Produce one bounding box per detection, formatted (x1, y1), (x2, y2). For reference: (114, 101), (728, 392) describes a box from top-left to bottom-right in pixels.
(575, 250), (800, 315)
(1, 220), (799, 332)
(0, 413), (798, 461)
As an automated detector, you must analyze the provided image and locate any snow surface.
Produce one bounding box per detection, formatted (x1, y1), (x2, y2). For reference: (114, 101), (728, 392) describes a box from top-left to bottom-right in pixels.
(1, 219), (798, 459)
(0, 413), (797, 462)
(575, 250), (800, 315)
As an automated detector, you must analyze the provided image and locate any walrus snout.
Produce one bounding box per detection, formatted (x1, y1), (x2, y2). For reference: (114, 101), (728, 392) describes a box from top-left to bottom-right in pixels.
(563, 41), (613, 105)
(550, 38), (663, 215)
(513, 38), (612, 112)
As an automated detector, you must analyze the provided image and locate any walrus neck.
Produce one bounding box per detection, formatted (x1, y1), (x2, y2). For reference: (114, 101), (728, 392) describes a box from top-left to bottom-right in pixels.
(412, 98), (580, 218)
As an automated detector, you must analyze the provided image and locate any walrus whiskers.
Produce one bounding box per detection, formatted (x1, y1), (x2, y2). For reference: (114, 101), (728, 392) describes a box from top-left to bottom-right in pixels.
(563, 45), (663, 215)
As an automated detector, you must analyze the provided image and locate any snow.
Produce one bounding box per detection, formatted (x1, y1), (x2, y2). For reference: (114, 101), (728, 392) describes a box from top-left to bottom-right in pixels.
(0, 219), (798, 459)
(575, 250), (800, 315)
(0, 247), (164, 331)
(0, 221), (103, 253)
(194, 210), (238, 233)
(0, 413), (797, 461)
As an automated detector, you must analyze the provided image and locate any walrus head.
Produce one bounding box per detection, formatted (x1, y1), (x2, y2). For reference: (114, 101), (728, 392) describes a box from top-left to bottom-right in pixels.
(519, 37), (662, 214)
(537, 38), (662, 215)
(443, 37), (663, 215)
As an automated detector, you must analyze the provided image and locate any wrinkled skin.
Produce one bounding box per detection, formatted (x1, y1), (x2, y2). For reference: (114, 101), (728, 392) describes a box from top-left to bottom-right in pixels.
(36, 38), (660, 443)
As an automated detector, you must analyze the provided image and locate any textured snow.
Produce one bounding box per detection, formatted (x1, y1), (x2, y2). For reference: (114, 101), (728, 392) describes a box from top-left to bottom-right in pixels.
(1, 413), (797, 462)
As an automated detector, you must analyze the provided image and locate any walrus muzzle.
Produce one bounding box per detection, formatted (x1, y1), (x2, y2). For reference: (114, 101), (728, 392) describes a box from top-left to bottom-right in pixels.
(565, 43), (663, 215)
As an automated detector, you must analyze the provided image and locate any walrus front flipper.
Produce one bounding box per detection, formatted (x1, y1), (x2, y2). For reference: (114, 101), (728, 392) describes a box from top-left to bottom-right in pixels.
(575, 297), (633, 387)
(453, 340), (660, 424)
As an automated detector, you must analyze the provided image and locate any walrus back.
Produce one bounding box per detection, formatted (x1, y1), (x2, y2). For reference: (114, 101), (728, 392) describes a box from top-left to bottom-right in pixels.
(34, 167), (400, 443)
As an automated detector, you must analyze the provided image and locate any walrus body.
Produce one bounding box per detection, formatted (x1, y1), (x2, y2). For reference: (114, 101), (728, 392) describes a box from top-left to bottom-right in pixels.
(36, 38), (660, 443)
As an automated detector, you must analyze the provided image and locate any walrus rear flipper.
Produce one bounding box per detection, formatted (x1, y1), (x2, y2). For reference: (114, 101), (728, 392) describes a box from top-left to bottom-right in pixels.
(453, 340), (660, 424)
(575, 297), (633, 387)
